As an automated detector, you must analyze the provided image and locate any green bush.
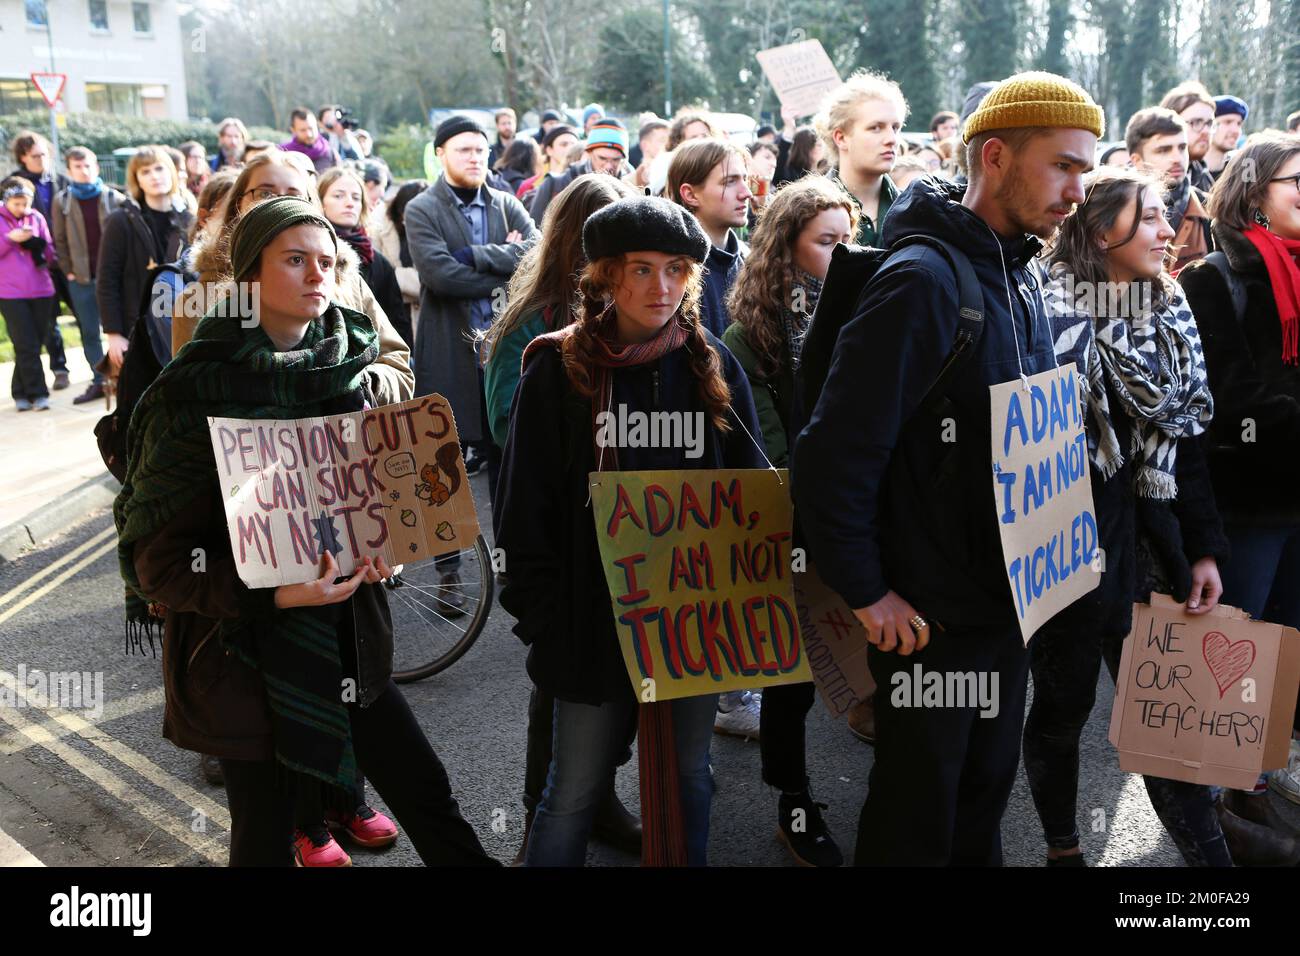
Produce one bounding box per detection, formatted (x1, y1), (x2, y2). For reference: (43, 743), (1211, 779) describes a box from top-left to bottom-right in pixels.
(0, 110), (282, 163)
(374, 123), (431, 181)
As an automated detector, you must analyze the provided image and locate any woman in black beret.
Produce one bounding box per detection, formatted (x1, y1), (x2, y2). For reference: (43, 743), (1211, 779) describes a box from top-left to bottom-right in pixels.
(493, 197), (766, 866)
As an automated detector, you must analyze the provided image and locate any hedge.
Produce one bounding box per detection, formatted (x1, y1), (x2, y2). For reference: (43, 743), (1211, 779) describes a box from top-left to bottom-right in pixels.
(0, 111), (283, 163)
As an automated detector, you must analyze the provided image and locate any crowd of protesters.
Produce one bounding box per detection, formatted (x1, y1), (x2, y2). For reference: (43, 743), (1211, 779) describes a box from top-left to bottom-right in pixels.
(7, 66), (1299, 868)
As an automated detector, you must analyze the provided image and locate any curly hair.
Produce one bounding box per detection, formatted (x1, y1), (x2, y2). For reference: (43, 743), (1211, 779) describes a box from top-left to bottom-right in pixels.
(725, 177), (860, 379)
(562, 254), (732, 432)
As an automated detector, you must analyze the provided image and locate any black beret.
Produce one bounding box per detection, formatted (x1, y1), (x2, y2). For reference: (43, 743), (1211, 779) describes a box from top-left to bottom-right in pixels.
(434, 115), (488, 150)
(541, 109), (566, 124)
(582, 197), (710, 263)
(541, 124), (578, 149)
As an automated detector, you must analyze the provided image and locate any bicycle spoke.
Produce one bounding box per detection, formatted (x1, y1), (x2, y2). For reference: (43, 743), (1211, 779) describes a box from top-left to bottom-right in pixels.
(387, 586), (470, 636)
(399, 579), (481, 608)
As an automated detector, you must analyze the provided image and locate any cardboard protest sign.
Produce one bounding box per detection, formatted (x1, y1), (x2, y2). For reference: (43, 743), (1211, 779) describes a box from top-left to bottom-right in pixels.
(755, 40), (843, 119)
(793, 563), (874, 719)
(589, 469), (812, 702)
(1108, 595), (1300, 789)
(989, 365), (1101, 643)
(208, 394), (480, 588)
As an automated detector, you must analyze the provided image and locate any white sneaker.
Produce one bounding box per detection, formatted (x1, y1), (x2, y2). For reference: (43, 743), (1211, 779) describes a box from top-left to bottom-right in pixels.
(1268, 740), (1300, 805)
(714, 690), (761, 740)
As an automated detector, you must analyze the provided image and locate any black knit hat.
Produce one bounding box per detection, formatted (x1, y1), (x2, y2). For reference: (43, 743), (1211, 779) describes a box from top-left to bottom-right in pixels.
(582, 196), (710, 263)
(541, 124), (578, 149)
(540, 109), (565, 125)
(434, 115), (488, 150)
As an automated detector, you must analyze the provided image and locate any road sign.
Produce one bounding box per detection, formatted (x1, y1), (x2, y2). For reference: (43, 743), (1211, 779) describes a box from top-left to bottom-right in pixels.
(30, 72), (67, 108)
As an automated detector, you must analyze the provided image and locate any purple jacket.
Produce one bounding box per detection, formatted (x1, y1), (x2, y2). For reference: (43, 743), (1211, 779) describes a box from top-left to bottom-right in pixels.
(0, 206), (56, 299)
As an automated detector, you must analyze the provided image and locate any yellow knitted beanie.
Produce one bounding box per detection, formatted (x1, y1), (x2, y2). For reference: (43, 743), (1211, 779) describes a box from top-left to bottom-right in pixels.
(962, 72), (1104, 144)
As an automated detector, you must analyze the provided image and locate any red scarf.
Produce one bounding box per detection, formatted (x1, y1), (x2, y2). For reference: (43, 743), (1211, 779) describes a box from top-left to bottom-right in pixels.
(1243, 225), (1300, 365)
(522, 309), (694, 866)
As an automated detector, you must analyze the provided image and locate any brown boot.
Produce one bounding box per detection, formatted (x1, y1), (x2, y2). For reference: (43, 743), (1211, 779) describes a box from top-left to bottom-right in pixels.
(592, 788), (642, 855)
(847, 696), (875, 744)
(511, 808), (534, 867)
(1222, 787), (1300, 839)
(1215, 795), (1300, 865)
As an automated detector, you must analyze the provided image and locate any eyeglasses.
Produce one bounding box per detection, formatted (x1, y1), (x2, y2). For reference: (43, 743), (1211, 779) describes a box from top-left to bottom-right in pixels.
(1269, 173), (1300, 193)
(241, 186), (305, 203)
(1185, 118), (1212, 131)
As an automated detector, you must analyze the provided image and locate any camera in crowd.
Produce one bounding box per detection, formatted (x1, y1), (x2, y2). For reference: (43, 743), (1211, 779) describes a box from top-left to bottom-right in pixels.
(333, 107), (360, 131)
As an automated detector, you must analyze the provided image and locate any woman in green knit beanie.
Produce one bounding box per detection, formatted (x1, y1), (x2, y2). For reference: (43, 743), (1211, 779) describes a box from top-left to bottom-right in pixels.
(115, 196), (496, 867)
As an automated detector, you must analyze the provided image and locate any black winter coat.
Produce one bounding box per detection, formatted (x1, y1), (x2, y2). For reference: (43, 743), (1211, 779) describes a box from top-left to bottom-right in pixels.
(1179, 222), (1300, 525)
(493, 331), (766, 704)
(96, 198), (192, 337)
(699, 230), (747, 338)
(792, 177), (1058, 630)
(358, 249), (413, 348)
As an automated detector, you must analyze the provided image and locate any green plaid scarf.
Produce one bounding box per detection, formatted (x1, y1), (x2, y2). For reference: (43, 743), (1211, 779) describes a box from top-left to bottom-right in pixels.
(114, 302), (379, 787)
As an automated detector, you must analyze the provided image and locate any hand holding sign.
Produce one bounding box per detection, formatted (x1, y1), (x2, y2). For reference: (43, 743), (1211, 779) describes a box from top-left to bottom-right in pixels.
(853, 591), (930, 655)
(274, 550), (375, 609)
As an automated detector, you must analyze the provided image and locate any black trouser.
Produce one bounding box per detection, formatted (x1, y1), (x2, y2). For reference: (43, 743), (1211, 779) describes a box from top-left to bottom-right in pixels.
(855, 623), (1030, 866)
(1, 297), (55, 400)
(1022, 619), (1232, 866)
(760, 680), (816, 793)
(44, 267), (69, 374)
(522, 684), (636, 813)
(438, 366), (500, 572)
(221, 679), (497, 866)
(292, 771), (365, 828)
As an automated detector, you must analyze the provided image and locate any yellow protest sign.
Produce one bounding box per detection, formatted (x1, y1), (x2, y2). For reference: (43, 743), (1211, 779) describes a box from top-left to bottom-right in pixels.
(589, 469), (812, 702)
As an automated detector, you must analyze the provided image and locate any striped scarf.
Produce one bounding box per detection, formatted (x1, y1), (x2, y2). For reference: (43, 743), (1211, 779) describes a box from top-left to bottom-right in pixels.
(114, 302), (379, 787)
(522, 309), (692, 866)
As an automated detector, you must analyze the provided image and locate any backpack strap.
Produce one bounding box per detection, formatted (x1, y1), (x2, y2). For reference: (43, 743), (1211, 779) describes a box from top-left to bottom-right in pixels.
(1204, 250), (1247, 324)
(889, 234), (984, 415)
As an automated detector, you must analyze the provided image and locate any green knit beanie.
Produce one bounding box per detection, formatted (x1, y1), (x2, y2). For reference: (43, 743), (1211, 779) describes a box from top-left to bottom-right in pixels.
(229, 195), (337, 283)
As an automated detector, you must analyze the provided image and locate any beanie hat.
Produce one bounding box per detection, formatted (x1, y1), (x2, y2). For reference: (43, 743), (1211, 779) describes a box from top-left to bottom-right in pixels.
(1214, 95), (1248, 121)
(434, 114), (488, 150)
(585, 118), (629, 157)
(540, 109), (565, 125)
(230, 195), (336, 283)
(582, 196), (709, 263)
(542, 124), (578, 149)
(361, 159), (388, 185)
(959, 81), (998, 125)
(582, 103), (605, 127)
(962, 72), (1105, 144)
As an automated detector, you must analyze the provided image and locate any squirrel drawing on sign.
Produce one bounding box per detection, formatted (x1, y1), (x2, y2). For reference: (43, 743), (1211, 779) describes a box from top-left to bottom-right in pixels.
(414, 443), (462, 507)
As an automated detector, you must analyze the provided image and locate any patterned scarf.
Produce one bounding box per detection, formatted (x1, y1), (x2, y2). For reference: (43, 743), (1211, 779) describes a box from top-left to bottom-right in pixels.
(1044, 264), (1213, 498)
(336, 225), (374, 266)
(114, 301), (379, 787)
(522, 308), (693, 866)
(783, 268), (824, 369)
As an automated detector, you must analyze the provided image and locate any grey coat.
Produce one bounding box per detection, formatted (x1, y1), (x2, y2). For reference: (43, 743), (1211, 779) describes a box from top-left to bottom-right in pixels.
(405, 177), (537, 443)
(52, 185), (126, 281)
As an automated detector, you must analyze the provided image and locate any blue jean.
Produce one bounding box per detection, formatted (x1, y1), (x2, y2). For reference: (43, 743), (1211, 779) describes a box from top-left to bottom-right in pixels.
(524, 691), (718, 867)
(65, 280), (105, 385)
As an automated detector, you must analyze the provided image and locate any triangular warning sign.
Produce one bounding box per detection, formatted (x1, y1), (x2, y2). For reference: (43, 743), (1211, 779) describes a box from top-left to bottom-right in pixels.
(30, 73), (66, 108)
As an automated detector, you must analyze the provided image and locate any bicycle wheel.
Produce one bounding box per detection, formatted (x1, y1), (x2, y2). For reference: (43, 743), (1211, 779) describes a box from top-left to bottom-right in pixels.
(385, 533), (495, 682)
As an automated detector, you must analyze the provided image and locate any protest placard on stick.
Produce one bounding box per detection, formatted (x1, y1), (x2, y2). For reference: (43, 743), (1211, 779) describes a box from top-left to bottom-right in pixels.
(755, 40), (843, 119)
(208, 393), (480, 588)
(1108, 595), (1300, 789)
(589, 468), (812, 702)
(989, 364), (1101, 643)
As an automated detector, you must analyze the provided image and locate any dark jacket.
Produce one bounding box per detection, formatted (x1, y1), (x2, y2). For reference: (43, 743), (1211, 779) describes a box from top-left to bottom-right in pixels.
(95, 197), (193, 337)
(133, 480), (395, 760)
(358, 248), (413, 348)
(791, 177), (1057, 629)
(493, 331), (766, 704)
(527, 157), (635, 225)
(700, 230), (746, 338)
(830, 169), (898, 247)
(52, 183), (126, 281)
(1179, 221), (1300, 525)
(722, 320), (793, 466)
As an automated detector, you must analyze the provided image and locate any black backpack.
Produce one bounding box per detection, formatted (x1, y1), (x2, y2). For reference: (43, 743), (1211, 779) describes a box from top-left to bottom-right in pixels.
(94, 262), (189, 481)
(795, 235), (985, 433)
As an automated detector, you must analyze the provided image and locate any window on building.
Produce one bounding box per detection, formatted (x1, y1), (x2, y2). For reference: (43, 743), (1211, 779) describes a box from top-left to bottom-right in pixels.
(86, 82), (144, 116)
(89, 0), (109, 31)
(132, 2), (152, 34)
(0, 80), (47, 113)
(26, 0), (49, 28)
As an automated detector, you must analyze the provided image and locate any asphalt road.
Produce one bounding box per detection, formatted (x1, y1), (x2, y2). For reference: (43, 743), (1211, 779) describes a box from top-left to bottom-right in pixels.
(3, 470), (1288, 867)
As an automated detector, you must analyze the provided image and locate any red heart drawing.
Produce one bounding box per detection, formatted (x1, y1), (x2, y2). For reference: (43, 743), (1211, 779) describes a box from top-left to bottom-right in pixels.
(1202, 631), (1256, 699)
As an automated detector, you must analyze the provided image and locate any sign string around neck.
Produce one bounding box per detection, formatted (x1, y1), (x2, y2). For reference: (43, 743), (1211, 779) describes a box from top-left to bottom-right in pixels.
(983, 218), (1032, 393)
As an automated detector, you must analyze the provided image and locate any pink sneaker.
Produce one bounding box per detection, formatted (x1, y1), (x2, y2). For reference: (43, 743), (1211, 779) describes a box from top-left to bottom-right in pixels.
(329, 805), (399, 848)
(293, 827), (352, 866)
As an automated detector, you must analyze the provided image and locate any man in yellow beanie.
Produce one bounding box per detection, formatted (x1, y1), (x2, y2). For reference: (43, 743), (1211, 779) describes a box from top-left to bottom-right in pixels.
(794, 71), (1102, 865)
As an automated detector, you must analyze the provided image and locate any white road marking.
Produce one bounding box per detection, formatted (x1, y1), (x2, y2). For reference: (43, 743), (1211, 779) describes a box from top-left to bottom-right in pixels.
(0, 825), (44, 866)
(0, 538), (117, 627)
(0, 525), (116, 611)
